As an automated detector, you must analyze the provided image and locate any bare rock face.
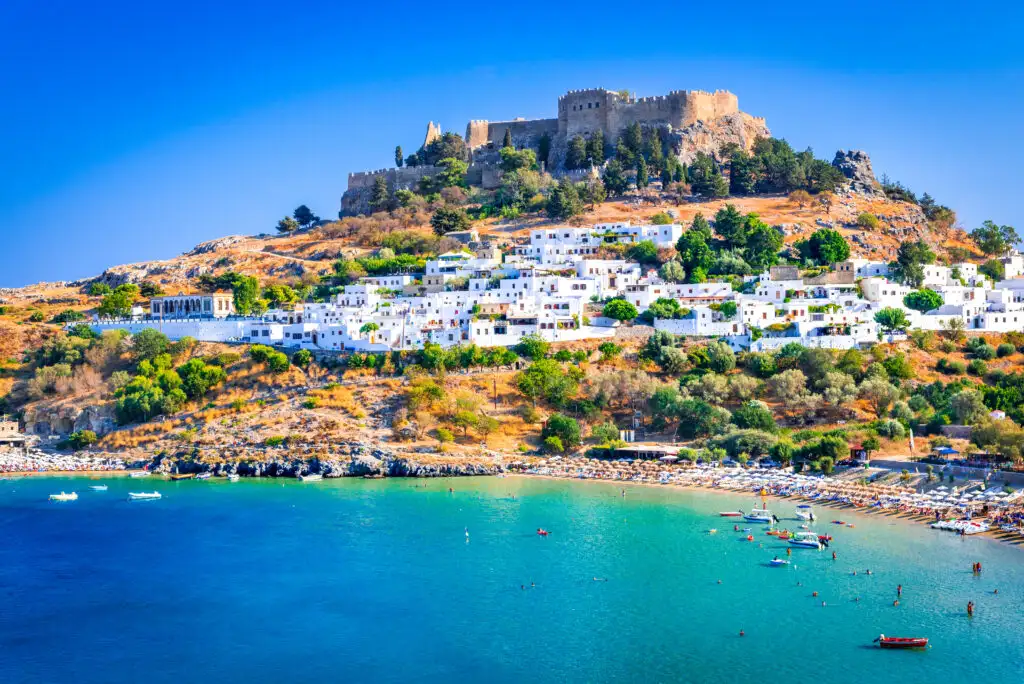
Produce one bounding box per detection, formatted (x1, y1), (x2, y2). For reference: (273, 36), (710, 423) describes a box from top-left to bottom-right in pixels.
(24, 403), (115, 437)
(672, 113), (771, 164)
(832, 150), (882, 197)
(187, 235), (248, 256)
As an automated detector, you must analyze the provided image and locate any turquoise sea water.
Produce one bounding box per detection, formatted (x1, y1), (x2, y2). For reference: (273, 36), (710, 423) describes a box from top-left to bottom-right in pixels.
(1, 475), (1022, 684)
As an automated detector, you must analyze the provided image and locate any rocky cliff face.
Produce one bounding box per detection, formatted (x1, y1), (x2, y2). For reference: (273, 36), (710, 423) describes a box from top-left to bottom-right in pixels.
(152, 443), (505, 479)
(672, 112), (771, 164)
(24, 403), (116, 437)
(832, 150), (882, 197)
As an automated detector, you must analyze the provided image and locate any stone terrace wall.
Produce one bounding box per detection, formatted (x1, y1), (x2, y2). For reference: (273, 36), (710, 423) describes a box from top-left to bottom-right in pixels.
(347, 165), (443, 191)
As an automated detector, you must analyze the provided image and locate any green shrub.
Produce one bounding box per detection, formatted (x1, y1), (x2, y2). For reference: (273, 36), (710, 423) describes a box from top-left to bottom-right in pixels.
(52, 309), (86, 324)
(541, 413), (582, 449)
(67, 430), (97, 450)
(544, 436), (565, 453)
(996, 343), (1015, 358)
(968, 359), (987, 376)
(936, 358), (965, 375)
(264, 436), (286, 447)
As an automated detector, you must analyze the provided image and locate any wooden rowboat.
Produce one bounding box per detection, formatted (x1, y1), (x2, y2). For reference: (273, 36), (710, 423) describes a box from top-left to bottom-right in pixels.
(877, 635), (928, 649)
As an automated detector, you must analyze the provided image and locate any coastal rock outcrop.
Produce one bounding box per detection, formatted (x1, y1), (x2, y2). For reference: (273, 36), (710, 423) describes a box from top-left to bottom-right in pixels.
(832, 150), (882, 197)
(348, 452), (385, 476)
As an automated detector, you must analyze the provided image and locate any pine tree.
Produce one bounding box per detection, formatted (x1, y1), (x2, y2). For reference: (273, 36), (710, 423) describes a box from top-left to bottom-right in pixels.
(566, 135), (588, 170)
(602, 159), (628, 195)
(395, 145), (403, 168)
(503, 128), (513, 149)
(623, 122), (643, 159)
(369, 175), (391, 213)
(645, 128), (664, 174)
(547, 179), (584, 219)
(587, 130), (605, 165)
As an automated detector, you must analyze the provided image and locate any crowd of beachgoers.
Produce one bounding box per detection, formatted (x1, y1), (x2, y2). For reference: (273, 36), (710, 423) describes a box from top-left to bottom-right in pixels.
(520, 457), (1024, 541)
(0, 449), (127, 475)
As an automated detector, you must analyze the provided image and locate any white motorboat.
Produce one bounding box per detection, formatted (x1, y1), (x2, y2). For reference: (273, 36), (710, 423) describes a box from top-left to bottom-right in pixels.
(89, 485), (108, 491)
(769, 558), (790, 566)
(49, 492), (78, 502)
(128, 492), (162, 501)
(795, 505), (815, 521)
(227, 474), (240, 482)
(788, 531), (823, 549)
(195, 472), (211, 480)
(743, 508), (776, 524)
(298, 473), (323, 482)
(129, 471), (151, 478)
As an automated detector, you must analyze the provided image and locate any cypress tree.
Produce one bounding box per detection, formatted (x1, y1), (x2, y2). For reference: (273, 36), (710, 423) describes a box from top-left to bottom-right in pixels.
(503, 128), (513, 149)
(395, 145), (403, 168)
(635, 157), (649, 189)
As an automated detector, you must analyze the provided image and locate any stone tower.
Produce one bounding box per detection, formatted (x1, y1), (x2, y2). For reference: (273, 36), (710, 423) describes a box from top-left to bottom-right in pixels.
(423, 121), (442, 148)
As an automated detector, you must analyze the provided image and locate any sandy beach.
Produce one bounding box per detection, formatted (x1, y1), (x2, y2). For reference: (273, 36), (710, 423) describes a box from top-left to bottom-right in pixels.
(513, 458), (1024, 548)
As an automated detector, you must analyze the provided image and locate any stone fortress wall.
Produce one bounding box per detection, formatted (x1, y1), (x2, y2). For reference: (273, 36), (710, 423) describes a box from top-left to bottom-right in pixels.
(465, 118), (559, 150)
(465, 88), (743, 151)
(556, 88), (739, 141)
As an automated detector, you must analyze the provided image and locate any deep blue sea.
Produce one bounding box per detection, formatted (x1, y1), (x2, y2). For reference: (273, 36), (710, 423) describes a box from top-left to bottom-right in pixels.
(1, 475), (1022, 684)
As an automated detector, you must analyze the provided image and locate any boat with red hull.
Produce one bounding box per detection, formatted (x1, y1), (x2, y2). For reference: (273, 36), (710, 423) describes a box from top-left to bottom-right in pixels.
(877, 635), (929, 649)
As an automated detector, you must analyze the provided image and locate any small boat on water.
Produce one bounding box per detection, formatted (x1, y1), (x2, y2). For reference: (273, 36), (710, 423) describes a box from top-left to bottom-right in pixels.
(795, 505), (815, 521)
(195, 472), (211, 480)
(49, 492), (78, 502)
(719, 511), (743, 517)
(129, 471), (151, 478)
(227, 474), (240, 482)
(170, 473), (193, 481)
(876, 635), (928, 650)
(298, 473), (323, 482)
(789, 531), (824, 549)
(744, 509), (776, 524)
(89, 485), (108, 491)
(769, 558), (790, 567)
(128, 492), (162, 501)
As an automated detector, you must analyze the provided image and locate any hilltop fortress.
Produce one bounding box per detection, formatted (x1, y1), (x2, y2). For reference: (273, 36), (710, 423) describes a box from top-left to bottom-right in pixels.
(466, 88), (744, 150)
(342, 87), (769, 215)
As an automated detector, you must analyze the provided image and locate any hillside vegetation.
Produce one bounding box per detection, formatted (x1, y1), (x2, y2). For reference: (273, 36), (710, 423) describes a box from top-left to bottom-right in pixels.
(1, 132), (1017, 470)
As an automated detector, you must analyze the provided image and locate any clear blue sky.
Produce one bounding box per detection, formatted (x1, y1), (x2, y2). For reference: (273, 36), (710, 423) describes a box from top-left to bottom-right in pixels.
(1, 0), (1022, 287)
